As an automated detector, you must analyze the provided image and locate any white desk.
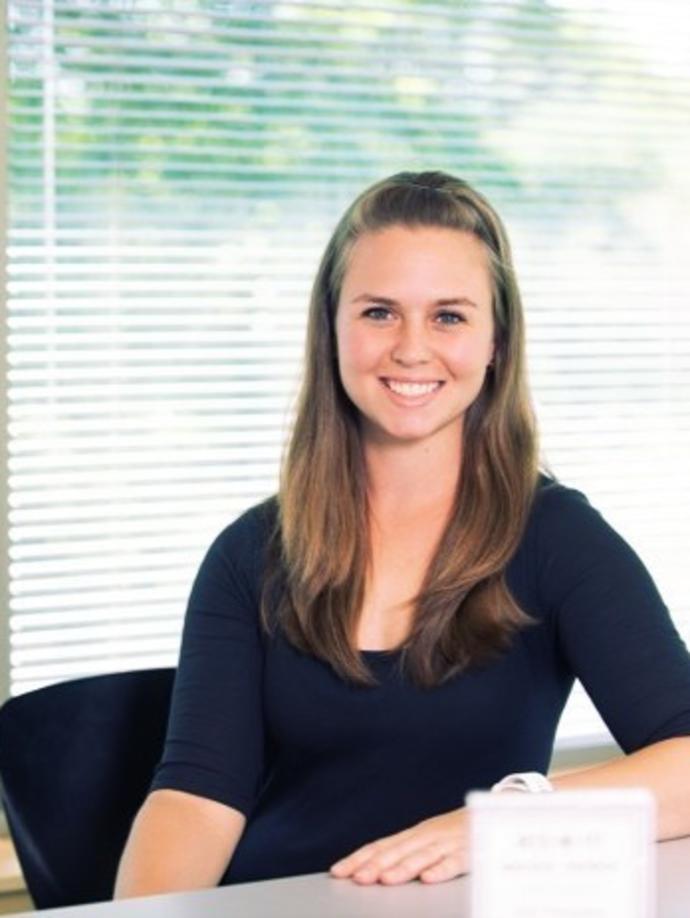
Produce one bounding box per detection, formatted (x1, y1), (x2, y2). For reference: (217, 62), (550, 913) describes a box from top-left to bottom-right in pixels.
(12, 835), (690, 917)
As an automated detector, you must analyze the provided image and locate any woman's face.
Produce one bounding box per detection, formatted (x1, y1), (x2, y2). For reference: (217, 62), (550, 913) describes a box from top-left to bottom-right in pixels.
(335, 224), (495, 450)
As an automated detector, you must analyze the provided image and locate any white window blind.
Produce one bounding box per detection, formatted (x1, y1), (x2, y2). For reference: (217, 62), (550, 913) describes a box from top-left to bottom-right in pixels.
(3, 0), (690, 747)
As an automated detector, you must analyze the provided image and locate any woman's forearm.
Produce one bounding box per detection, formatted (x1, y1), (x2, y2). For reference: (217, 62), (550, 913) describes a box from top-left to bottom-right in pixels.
(114, 789), (246, 899)
(550, 736), (690, 840)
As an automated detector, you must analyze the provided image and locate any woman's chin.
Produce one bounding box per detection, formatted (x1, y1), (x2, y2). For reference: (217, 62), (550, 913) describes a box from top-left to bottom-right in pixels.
(363, 419), (460, 448)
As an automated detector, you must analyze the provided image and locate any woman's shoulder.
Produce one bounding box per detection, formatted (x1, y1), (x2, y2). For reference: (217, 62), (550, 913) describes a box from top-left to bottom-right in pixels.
(533, 471), (588, 507)
(526, 473), (650, 586)
(218, 494), (279, 536)
(186, 496), (280, 615)
(210, 495), (279, 559)
(529, 472), (603, 538)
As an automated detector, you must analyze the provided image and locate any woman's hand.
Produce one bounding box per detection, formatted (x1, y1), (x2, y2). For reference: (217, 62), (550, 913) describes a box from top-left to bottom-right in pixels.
(329, 807), (470, 885)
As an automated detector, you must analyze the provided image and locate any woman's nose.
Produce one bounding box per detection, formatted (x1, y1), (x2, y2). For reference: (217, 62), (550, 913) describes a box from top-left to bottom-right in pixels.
(390, 321), (431, 366)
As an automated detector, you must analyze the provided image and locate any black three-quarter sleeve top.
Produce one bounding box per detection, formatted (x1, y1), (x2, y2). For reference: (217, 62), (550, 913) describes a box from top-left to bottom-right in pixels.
(150, 477), (690, 885)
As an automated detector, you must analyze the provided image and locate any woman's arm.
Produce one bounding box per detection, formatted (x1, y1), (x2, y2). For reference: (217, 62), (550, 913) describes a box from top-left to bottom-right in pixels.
(551, 735), (690, 839)
(118, 508), (271, 899)
(329, 736), (690, 886)
(114, 789), (246, 899)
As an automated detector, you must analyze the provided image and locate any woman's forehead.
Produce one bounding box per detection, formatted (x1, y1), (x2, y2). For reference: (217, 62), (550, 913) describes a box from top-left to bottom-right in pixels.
(338, 225), (492, 305)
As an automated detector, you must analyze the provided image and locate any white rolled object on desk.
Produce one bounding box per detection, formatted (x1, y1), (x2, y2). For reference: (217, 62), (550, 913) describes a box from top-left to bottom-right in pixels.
(490, 771), (554, 794)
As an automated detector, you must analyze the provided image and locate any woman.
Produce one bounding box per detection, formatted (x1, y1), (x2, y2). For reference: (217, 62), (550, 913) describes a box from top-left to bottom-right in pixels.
(115, 171), (690, 897)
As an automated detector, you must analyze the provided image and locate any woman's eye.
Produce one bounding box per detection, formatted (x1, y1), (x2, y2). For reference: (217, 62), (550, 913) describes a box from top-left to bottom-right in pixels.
(435, 311), (465, 325)
(363, 306), (392, 321)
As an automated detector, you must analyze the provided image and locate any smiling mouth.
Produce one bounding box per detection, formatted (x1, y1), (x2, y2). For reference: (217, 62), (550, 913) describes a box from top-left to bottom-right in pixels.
(381, 378), (444, 397)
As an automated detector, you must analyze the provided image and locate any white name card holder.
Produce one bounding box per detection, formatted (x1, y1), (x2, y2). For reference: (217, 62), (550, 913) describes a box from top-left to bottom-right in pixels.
(468, 788), (656, 918)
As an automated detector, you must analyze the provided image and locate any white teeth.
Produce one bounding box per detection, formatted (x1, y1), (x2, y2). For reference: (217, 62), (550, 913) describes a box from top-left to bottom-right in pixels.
(385, 380), (440, 397)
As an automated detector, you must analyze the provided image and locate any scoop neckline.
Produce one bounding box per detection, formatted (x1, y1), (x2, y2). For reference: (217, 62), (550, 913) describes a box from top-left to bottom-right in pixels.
(359, 647), (403, 657)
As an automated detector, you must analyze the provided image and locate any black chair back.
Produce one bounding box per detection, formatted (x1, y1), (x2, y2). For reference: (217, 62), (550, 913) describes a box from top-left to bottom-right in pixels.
(0, 668), (175, 909)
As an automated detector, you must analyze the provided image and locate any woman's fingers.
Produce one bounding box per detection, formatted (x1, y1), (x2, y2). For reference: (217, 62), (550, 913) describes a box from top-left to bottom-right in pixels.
(330, 829), (414, 879)
(376, 843), (447, 884)
(330, 808), (469, 884)
(420, 853), (467, 883)
(329, 842), (379, 878)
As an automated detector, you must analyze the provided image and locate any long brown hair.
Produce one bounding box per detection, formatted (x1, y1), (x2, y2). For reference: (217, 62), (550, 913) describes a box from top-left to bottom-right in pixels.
(261, 170), (540, 688)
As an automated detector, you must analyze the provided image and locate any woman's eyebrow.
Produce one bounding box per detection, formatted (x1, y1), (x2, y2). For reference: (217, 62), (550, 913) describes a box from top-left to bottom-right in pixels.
(349, 293), (479, 308)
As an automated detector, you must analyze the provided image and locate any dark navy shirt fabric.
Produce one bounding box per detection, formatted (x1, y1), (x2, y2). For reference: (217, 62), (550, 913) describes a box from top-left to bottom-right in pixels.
(150, 479), (690, 885)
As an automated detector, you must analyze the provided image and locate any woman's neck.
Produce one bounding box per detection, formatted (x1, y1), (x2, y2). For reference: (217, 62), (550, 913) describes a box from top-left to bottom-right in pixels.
(364, 435), (462, 521)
